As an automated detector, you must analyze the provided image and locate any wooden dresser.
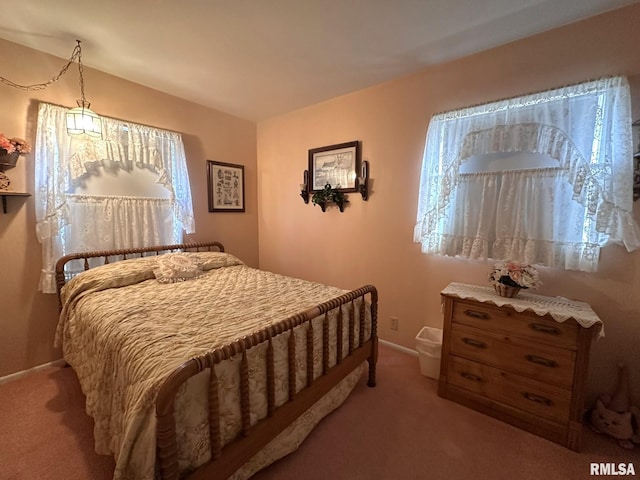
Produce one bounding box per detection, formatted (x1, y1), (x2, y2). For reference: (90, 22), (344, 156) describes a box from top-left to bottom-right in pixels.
(438, 283), (602, 451)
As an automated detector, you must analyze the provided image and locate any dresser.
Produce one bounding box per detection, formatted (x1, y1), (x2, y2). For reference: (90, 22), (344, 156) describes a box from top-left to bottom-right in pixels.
(438, 282), (603, 451)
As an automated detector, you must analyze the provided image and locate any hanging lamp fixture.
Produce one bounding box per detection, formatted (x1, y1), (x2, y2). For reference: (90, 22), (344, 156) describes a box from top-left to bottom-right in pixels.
(65, 40), (102, 138)
(0, 39), (103, 138)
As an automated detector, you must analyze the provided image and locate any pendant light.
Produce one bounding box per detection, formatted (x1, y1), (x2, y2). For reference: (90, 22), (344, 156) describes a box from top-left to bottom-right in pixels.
(66, 40), (102, 138)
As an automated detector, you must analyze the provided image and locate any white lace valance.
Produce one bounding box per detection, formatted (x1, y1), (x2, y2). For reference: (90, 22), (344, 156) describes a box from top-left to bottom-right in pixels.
(414, 76), (640, 271)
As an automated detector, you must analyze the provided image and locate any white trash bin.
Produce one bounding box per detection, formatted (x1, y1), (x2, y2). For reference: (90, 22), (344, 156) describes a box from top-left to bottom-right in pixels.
(415, 326), (443, 379)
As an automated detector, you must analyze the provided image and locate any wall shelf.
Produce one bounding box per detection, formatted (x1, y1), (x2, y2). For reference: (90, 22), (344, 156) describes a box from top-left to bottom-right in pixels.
(1, 192), (31, 214)
(299, 159), (370, 211)
(313, 197), (348, 212)
(0, 151), (30, 213)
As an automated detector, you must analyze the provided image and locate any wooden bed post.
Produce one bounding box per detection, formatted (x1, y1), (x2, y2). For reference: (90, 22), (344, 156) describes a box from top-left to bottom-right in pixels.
(367, 288), (378, 387)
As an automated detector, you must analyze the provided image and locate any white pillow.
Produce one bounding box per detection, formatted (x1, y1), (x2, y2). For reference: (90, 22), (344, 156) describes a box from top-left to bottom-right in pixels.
(153, 253), (203, 283)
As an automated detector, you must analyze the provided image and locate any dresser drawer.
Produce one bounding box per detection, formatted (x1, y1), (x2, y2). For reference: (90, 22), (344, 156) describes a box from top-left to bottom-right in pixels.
(450, 324), (576, 388)
(452, 299), (579, 349)
(447, 355), (571, 424)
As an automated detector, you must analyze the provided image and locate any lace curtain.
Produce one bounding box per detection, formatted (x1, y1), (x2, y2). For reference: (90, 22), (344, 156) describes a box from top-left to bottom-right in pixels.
(413, 76), (640, 272)
(64, 195), (176, 253)
(35, 103), (195, 293)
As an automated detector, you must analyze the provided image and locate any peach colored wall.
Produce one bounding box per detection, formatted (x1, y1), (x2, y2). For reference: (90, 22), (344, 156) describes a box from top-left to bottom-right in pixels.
(257, 4), (640, 404)
(0, 38), (257, 377)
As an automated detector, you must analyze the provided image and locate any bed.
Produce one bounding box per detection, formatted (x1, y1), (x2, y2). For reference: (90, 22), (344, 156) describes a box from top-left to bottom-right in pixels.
(54, 241), (378, 480)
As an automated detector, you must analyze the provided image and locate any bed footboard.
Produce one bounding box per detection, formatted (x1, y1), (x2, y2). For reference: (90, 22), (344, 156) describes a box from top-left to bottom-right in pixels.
(156, 285), (378, 480)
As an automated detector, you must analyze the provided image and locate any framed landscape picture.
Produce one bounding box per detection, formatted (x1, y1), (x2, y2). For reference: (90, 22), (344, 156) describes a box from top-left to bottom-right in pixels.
(207, 160), (245, 212)
(308, 141), (360, 192)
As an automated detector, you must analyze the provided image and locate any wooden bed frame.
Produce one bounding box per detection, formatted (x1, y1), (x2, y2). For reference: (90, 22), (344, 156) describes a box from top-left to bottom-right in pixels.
(55, 241), (378, 480)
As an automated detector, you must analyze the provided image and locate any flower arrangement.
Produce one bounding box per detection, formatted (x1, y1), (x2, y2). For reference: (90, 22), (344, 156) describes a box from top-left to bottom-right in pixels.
(0, 133), (32, 155)
(489, 260), (542, 290)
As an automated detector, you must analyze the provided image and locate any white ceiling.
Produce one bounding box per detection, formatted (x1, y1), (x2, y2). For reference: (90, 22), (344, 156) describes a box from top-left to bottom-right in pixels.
(1, 0), (638, 121)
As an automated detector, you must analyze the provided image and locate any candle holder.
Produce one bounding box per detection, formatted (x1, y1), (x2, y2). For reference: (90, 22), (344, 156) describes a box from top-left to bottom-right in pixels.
(357, 160), (369, 201)
(300, 170), (310, 204)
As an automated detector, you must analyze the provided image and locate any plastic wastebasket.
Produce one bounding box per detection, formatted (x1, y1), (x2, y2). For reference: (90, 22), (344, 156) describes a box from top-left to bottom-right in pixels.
(415, 326), (443, 379)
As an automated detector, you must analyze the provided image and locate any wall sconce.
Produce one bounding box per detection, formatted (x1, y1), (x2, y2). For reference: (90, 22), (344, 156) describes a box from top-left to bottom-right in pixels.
(66, 41), (102, 138)
(300, 169), (310, 203)
(357, 160), (369, 201)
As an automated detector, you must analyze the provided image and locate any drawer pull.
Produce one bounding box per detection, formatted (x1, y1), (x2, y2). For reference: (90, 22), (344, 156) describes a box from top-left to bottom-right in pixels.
(460, 372), (482, 382)
(464, 309), (490, 320)
(529, 323), (561, 335)
(525, 354), (558, 368)
(523, 392), (554, 406)
(524, 355), (558, 368)
(462, 337), (487, 349)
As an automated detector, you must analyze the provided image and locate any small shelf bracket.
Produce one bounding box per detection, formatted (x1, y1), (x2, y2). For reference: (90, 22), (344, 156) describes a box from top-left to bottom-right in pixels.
(1, 192), (31, 214)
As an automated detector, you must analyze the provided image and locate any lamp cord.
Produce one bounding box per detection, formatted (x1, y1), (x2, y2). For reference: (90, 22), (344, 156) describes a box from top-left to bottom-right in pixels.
(0, 40), (82, 91)
(76, 42), (87, 104)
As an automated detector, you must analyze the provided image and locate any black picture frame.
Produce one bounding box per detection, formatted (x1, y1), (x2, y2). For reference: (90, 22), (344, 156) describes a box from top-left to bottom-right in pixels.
(308, 141), (360, 192)
(207, 160), (245, 212)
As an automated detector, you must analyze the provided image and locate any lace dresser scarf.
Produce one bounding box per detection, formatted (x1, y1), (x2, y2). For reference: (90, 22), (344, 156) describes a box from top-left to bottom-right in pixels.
(441, 282), (603, 338)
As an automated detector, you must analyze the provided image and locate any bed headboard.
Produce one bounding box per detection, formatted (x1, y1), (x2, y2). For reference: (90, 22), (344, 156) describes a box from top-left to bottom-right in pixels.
(55, 241), (225, 307)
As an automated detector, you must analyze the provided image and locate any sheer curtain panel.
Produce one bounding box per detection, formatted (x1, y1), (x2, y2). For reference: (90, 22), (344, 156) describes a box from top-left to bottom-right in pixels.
(63, 195), (176, 253)
(35, 103), (195, 293)
(413, 76), (640, 271)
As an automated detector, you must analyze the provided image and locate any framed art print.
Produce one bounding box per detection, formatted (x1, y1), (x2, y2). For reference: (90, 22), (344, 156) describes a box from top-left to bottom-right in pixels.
(308, 141), (360, 192)
(207, 160), (245, 212)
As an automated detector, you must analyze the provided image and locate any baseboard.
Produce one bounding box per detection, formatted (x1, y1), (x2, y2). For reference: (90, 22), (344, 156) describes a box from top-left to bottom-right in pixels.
(379, 339), (418, 357)
(0, 359), (66, 385)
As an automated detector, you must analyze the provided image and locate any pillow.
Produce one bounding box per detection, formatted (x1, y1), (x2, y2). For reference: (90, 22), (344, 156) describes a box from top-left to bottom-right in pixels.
(61, 256), (158, 306)
(153, 253), (203, 283)
(186, 251), (245, 271)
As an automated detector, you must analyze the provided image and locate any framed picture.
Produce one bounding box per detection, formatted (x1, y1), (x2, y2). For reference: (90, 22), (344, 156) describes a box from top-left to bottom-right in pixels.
(308, 141), (360, 192)
(207, 160), (245, 212)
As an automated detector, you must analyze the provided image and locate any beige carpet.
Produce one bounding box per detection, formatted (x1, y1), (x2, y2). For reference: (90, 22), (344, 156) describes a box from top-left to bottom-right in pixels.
(0, 344), (635, 480)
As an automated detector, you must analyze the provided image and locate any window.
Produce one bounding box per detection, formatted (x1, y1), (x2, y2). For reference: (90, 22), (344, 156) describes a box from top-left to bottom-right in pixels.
(413, 76), (640, 271)
(35, 103), (195, 293)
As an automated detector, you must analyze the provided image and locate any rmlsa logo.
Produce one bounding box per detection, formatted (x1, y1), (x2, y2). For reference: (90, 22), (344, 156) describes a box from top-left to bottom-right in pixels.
(590, 463), (636, 476)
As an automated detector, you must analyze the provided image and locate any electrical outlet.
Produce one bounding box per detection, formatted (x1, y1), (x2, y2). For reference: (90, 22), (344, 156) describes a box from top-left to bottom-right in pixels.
(390, 317), (399, 331)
